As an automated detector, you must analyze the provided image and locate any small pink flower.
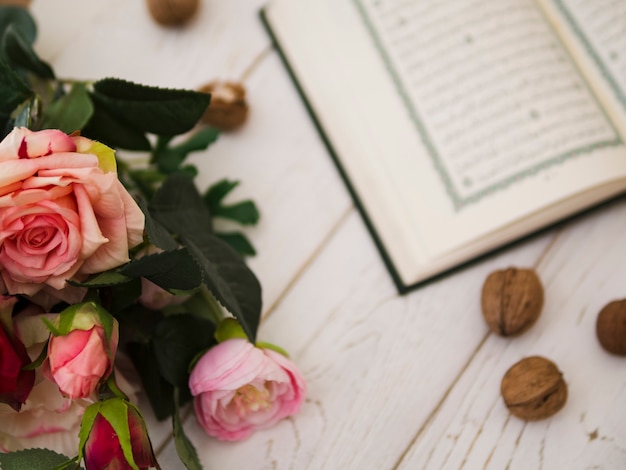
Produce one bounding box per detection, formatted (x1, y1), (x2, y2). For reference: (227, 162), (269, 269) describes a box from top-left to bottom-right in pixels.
(44, 303), (119, 399)
(189, 338), (306, 441)
(0, 127), (145, 298)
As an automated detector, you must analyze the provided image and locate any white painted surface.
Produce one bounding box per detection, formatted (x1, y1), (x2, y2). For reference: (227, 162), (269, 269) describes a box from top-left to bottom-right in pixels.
(28, 1), (626, 468)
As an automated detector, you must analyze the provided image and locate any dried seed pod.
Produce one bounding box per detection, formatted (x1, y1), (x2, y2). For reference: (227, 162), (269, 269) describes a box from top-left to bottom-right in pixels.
(198, 81), (249, 131)
(596, 299), (626, 356)
(501, 356), (567, 421)
(481, 267), (544, 336)
(146, 0), (199, 27)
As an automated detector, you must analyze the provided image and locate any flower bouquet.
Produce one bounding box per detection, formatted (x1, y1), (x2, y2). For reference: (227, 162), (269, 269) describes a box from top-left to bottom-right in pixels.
(0, 5), (305, 470)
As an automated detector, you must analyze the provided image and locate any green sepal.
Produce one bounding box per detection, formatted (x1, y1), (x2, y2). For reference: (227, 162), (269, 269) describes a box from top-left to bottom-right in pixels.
(50, 302), (116, 347)
(21, 339), (48, 370)
(214, 317), (247, 343)
(256, 341), (290, 357)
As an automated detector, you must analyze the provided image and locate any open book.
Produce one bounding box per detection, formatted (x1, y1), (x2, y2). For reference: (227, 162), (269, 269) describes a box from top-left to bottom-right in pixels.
(262, 0), (626, 293)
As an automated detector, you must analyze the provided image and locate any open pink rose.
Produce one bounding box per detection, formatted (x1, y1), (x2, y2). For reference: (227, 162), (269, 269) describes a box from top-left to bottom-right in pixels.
(0, 127), (145, 298)
(189, 338), (306, 441)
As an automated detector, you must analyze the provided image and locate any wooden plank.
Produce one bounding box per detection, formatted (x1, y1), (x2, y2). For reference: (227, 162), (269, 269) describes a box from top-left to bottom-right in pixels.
(397, 197), (626, 469)
(158, 211), (555, 469)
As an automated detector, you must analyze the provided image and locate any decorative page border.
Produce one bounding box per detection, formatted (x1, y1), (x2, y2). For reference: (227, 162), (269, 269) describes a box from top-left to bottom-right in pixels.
(351, 0), (622, 210)
(553, 0), (626, 112)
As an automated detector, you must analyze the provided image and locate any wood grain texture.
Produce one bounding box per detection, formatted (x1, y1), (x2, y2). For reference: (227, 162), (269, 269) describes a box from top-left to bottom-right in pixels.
(29, 0), (626, 468)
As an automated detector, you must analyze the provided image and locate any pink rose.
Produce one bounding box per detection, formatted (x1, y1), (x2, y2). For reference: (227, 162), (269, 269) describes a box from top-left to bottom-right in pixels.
(0, 127), (145, 298)
(44, 304), (119, 399)
(189, 338), (306, 441)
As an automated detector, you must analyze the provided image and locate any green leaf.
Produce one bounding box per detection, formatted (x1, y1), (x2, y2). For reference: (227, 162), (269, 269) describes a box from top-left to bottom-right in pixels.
(40, 81), (92, 132)
(0, 448), (76, 470)
(151, 314), (215, 387)
(108, 278), (143, 314)
(204, 179), (239, 206)
(216, 231), (257, 256)
(0, 58), (32, 113)
(153, 128), (220, 174)
(92, 78), (210, 136)
(82, 96), (151, 151)
(172, 388), (202, 470)
(184, 235), (262, 342)
(120, 250), (202, 291)
(205, 179), (260, 225)
(126, 341), (175, 421)
(2, 24), (53, 79)
(148, 172), (213, 238)
(214, 200), (260, 225)
(68, 269), (132, 288)
(149, 174), (261, 341)
(170, 126), (220, 155)
(0, 6), (36, 45)
(137, 197), (178, 251)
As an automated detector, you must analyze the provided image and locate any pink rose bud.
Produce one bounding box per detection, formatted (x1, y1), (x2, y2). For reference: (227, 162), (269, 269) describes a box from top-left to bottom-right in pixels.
(0, 295), (35, 410)
(0, 127), (145, 298)
(44, 302), (119, 399)
(80, 398), (160, 470)
(189, 338), (306, 441)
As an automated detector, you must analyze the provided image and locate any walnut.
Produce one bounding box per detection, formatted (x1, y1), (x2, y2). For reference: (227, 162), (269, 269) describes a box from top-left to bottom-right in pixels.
(481, 267), (544, 336)
(501, 356), (567, 421)
(146, 0), (199, 27)
(197, 81), (249, 131)
(596, 299), (626, 356)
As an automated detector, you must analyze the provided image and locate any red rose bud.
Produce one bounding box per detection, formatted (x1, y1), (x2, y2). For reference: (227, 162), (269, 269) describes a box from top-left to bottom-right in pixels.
(79, 398), (160, 470)
(44, 302), (119, 399)
(0, 296), (35, 411)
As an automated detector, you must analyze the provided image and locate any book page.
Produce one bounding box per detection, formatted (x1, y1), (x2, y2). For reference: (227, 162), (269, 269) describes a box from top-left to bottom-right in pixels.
(265, 0), (626, 285)
(353, 0), (621, 208)
(538, 0), (626, 139)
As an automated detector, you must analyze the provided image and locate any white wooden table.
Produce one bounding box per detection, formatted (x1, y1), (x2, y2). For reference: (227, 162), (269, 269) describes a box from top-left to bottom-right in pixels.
(30, 1), (626, 468)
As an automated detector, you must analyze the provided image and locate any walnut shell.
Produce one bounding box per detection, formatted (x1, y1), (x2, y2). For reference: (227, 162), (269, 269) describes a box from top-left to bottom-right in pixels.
(501, 356), (567, 421)
(481, 267), (544, 336)
(146, 0), (199, 27)
(0, 0), (31, 6)
(198, 81), (249, 131)
(596, 299), (626, 356)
